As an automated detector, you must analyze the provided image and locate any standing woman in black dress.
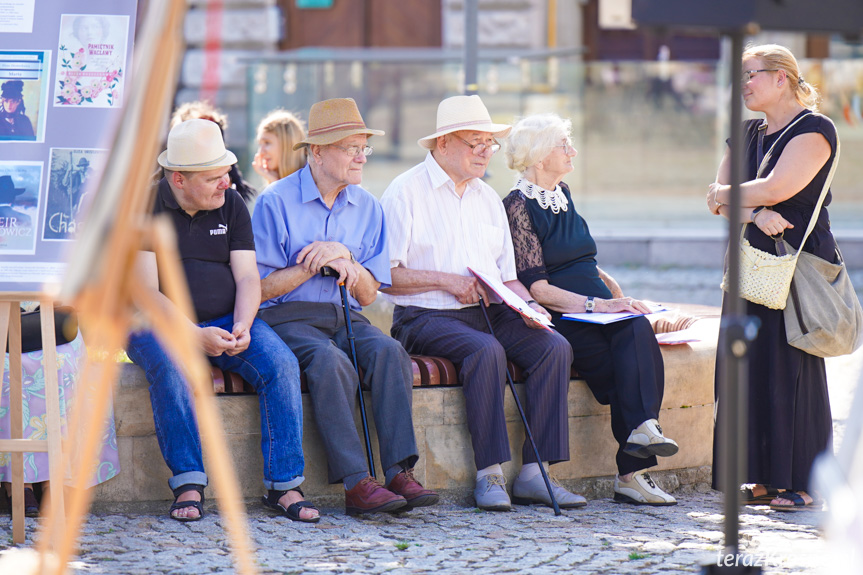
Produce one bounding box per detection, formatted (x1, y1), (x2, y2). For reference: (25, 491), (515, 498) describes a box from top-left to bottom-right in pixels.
(503, 113), (680, 506)
(707, 44), (837, 511)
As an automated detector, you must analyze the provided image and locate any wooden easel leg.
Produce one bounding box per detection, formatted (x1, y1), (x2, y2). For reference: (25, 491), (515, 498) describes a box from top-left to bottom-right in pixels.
(9, 306), (24, 545)
(0, 302), (26, 545)
(124, 217), (257, 575)
(44, 309), (127, 575)
(39, 303), (66, 548)
(129, 284), (258, 575)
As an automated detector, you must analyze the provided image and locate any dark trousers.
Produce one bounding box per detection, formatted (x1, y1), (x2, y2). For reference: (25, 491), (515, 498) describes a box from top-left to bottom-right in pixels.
(392, 304), (573, 470)
(553, 315), (664, 475)
(259, 301), (419, 484)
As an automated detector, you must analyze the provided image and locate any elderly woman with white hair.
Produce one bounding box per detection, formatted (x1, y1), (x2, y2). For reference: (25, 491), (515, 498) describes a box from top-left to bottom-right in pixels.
(502, 113), (679, 506)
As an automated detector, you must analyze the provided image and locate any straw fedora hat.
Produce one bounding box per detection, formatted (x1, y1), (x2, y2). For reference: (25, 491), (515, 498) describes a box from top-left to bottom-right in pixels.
(157, 119), (238, 171)
(293, 98), (384, 151)
(418, 95), (511, 150)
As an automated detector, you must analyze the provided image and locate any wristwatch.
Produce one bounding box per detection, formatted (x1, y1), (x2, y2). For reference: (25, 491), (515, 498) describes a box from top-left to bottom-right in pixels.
(585, 296), (595, 313)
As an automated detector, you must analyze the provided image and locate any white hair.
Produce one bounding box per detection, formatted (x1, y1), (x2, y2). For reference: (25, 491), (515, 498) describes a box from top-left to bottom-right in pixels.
(505, 113), (572, 174)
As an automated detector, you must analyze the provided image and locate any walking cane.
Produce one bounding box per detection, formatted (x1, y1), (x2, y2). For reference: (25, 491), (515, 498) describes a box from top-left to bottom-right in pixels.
(478, 296), (562, 516)
(321, 266), (377, 478)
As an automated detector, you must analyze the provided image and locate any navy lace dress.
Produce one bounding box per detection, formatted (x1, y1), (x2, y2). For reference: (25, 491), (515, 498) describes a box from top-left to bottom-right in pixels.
(713, 110), (837, 493)
(504, 183), (665, 475)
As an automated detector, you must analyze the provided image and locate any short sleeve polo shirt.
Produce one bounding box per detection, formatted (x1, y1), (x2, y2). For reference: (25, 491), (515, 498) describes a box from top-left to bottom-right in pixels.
(152, 178), (255, 322)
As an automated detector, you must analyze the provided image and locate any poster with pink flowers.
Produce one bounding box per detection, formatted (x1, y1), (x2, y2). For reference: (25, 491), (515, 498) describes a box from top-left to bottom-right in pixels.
(54, 14), (128, 108)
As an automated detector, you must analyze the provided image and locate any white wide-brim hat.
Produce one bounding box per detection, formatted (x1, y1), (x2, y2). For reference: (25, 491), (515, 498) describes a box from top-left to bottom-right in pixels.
(418, 94), (512, 150)
(158, 118), (238, 171)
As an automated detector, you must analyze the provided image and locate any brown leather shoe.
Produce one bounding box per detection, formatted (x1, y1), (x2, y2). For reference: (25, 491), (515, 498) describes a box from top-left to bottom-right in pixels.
(345, 477), (407, 516)
(387, 469), (439, 509)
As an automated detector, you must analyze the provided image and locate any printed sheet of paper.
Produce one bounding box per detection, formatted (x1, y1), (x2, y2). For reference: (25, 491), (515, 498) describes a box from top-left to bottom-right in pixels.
(0, 161), (43, 254)
(0, 0), (35, 33)
(55, 14), (129, 108)
(42, 148), (108, 241)
(0, 50), (50, 142)
(468, 267), (553, 330)
(655, 328), (701, 345)
(561, 302), (667, 325)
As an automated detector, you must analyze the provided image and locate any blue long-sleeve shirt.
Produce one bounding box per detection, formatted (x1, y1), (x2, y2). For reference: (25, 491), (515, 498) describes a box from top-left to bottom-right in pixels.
(252, 164), (392, 311)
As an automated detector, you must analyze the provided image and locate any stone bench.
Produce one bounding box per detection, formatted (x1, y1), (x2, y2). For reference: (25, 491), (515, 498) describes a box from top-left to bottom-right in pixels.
(94, 304), (720, 504)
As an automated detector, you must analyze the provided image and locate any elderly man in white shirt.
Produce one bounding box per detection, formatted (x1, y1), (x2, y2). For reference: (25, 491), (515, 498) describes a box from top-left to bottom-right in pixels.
(380, 95), (583, 511)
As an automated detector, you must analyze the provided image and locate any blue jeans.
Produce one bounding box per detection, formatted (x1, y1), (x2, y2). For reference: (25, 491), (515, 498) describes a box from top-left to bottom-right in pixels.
(127, 315), (304, 492)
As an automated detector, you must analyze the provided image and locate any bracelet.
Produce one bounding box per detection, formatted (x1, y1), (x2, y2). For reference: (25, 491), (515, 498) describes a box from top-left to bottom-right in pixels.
(751, 206), (767, 223)
(525, 299), (537, 306)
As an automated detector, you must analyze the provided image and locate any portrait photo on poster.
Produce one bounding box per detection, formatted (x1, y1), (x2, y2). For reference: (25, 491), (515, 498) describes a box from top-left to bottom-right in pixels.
(0, 50), (51, 142)
(54, 13), (129, 108)
(42, 148), (107, 242)
(0, 161), (42, 255)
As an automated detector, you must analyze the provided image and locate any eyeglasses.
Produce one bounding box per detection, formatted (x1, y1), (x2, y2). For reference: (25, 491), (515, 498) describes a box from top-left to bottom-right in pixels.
(451, 134), (501, 155)
(742, 69), (779, 83)
(330, 144), (373, 158)
(556, 138), (575, 152)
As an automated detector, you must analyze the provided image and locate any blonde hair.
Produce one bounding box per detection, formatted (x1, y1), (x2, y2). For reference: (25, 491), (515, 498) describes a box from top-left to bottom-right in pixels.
(743, 43), (820, 111)
(256, 110), (307, 179)
(505, 113), (572, 174)
(170, 100), (228, 132)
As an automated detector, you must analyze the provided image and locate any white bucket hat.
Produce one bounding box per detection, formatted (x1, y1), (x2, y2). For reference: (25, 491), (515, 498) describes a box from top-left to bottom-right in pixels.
(418, 95), (512, 150)
(157, 119), (238, 171)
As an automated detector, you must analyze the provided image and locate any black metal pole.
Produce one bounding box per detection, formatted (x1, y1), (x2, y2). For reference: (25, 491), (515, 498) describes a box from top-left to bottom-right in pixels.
(703, 30), (760, 575)
(321, 267), (377, 479)
(721, 30), (745, 555)
(477, 297), (561, 516)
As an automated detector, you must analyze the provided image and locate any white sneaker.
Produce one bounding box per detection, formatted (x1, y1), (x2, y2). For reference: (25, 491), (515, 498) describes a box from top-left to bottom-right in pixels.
(624, 418), (679, 459)
(614, 471), (677, 506)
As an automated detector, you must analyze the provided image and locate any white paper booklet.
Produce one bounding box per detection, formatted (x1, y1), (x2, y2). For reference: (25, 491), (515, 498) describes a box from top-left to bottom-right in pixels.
(468, 267), (553, 330)
(561, 302), (667, 325)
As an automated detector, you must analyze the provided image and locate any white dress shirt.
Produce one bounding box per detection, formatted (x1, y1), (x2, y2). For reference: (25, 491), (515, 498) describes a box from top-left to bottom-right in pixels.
(380, 152), (518, 310)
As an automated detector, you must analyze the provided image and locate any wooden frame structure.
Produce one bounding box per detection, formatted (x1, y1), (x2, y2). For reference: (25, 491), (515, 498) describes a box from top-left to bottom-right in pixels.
(0, 1), (258, 573)
(0, 296), (66, 546)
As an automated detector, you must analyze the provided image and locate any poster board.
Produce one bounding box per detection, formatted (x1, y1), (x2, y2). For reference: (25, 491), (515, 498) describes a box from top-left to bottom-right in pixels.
(0, 0), (137, 293)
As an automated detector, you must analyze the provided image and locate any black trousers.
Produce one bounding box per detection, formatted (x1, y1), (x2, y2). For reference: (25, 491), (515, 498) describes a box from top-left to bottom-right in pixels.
(392, 304), (573, 470)
(553, 315), (664, 475)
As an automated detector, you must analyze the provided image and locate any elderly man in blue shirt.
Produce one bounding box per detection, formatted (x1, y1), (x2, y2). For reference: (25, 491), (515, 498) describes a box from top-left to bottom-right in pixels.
(252, 98), (438, 516)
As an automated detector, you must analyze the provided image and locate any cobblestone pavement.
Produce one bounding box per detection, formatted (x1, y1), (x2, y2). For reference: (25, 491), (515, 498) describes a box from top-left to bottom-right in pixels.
(2, 266), (861, 574)
(0, 488), (831, 574)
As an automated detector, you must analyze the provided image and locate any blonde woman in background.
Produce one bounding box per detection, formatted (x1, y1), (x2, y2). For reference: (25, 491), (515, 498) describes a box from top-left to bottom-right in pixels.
(252, 110), (307, 187)
(707, 44), (837, 512)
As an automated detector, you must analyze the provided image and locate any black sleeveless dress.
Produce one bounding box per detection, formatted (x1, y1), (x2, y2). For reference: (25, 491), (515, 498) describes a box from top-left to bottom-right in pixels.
(713, 110), (837, 493)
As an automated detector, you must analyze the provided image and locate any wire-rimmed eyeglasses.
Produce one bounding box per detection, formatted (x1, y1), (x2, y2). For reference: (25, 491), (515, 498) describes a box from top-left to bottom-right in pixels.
(451, 134), (501, 155)
(330, 144), (374, 157)
(742, 69), (779, 83)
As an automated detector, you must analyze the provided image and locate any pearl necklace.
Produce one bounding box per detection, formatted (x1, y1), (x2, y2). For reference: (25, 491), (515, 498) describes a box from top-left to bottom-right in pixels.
(514, 177), (568, 214)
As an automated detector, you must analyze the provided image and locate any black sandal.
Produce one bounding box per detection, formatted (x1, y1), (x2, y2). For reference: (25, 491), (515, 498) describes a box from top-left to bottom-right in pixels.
(262, 487), (320, 523)
(740, 485), (781, 504)
(170, 484), (205, 522)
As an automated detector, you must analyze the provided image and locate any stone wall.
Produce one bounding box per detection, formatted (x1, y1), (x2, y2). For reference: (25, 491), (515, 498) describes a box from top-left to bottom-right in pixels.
(93, 318), (718, 504)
